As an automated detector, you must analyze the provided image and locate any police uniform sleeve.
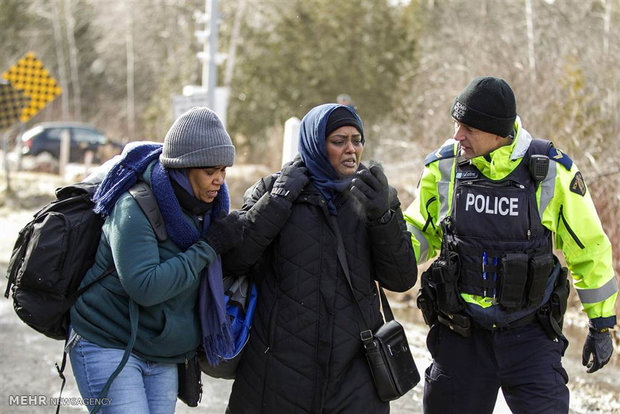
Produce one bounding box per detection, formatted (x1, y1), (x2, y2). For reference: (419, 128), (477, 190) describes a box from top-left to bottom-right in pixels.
(404, 164), (444, 264)
(541, 154), (617, 329)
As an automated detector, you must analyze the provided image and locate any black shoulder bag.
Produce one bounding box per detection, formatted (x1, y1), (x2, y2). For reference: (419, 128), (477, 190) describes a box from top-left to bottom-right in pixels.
(329, 216), (420, 402)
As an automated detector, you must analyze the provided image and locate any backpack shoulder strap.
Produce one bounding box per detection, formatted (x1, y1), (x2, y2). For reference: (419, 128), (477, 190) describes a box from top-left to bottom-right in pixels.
(128, 182), (168, 242)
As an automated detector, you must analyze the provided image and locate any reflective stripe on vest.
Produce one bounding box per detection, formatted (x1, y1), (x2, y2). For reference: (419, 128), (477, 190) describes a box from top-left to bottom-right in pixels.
(407, 222), (430, 263)
(539, 159), (556, 217)
(437, 157), (453, 221)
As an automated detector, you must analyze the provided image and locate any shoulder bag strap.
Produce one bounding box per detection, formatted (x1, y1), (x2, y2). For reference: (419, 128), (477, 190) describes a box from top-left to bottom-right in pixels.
(325, 213), (383, 333)
(378, 286), (394, 322)
(327, 214), (398, 343)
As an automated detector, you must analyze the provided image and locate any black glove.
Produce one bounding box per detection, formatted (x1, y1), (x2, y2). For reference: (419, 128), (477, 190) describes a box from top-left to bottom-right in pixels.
(350, 164), (390, 221)
(270, 159), (309, 202)
(201, 211), (244, 256)
(582, 323), (614, 373)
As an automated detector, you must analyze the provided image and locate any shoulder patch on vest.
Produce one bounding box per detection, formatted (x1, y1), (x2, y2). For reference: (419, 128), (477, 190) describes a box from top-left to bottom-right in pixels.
(570, 171), (587, 196)
(547, 147), (573, 171)
(425, 143), (457, 166)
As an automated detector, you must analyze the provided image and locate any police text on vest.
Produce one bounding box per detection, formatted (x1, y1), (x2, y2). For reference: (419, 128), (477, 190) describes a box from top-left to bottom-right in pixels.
(465, 193), (519, 216)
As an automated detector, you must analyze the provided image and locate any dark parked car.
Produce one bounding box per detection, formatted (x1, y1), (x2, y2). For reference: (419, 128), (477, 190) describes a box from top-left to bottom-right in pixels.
(20, 122), (121, 163)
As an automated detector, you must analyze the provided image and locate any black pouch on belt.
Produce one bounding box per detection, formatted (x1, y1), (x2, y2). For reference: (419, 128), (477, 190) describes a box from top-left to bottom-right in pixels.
(432, 251), (464, 314)
(526, 253), (554, 308)
(551, 265), (570, 330)
(499, 253), (529, 311)
(417, 283), (438, 327)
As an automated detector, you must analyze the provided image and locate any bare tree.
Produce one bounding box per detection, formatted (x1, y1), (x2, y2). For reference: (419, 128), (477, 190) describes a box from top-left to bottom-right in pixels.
(50, 0), (69, 120)
(63, 0), (81, 121)
(223, 0), (246, 89)
(525, 0), (537, 84)
(602, 0), (614, 119)
(126, 2), (135, 140)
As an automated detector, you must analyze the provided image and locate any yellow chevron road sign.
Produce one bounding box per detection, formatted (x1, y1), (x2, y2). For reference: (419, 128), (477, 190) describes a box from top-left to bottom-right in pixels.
(1, 52), (62, 122)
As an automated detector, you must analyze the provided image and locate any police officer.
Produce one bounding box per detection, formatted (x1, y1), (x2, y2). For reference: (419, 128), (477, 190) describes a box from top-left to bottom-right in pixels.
(405, 76), (617, 414)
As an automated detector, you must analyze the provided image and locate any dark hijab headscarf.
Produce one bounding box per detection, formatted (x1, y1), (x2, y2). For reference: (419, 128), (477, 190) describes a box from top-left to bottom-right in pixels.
(298, 103), (364, 214)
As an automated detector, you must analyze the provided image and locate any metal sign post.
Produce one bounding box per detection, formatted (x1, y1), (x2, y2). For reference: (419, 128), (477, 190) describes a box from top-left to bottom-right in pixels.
(2, 128), (12, 193)
(58, 129), (70, 178)
(0, 80), (30, 193)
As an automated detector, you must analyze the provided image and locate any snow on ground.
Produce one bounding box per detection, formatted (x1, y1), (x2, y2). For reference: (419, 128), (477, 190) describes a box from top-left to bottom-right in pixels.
(0, 167), (618, 413)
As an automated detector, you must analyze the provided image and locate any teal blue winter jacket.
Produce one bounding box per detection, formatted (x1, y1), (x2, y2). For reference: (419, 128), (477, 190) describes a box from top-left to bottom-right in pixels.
(70, 166), (217, 363)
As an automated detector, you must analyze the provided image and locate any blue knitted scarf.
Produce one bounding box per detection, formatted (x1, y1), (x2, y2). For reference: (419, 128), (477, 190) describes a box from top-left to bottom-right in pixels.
(93, 143), (162, 216)
(92, 143), (234, 365)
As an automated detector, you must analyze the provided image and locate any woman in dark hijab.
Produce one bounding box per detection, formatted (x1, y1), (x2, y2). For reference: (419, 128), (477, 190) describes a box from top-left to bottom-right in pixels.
(223, 103), (418, 413)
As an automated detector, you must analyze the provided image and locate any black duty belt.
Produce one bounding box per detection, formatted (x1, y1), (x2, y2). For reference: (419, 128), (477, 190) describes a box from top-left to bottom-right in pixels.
(478, 311), (538, 332)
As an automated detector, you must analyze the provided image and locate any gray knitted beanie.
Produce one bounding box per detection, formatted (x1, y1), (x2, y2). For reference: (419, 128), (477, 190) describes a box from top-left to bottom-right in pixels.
(160, 107), (235, 168)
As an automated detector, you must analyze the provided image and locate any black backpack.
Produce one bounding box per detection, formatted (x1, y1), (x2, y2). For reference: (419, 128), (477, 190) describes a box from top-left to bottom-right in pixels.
(4, 180), (166, 341)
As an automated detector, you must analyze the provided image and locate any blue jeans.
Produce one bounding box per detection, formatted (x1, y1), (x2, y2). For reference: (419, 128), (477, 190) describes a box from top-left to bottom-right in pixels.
(69, 336), (178, 414)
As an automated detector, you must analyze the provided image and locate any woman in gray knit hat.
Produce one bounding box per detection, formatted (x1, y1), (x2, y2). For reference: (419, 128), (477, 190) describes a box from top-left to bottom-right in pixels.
(68, 107), (244, 413)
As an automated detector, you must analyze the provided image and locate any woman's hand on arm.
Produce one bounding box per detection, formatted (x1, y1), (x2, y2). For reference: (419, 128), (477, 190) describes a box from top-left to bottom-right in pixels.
(222, 173), (301, 275)
(201, 211), (244, 256)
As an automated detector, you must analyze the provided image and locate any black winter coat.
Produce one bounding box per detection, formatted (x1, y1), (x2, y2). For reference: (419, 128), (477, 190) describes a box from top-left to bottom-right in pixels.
(223, 173), (417, 414)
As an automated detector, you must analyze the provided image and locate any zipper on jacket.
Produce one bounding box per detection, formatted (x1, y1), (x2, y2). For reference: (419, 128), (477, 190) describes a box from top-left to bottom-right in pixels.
(526, 194), (532, 240)
(265, 292), (280, 353)
(558, 205), (585, 249)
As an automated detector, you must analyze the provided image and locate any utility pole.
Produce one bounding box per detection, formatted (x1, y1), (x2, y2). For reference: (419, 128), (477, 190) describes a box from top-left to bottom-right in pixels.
(196, 0), (218, 109)
(182, 0), (230, 125)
